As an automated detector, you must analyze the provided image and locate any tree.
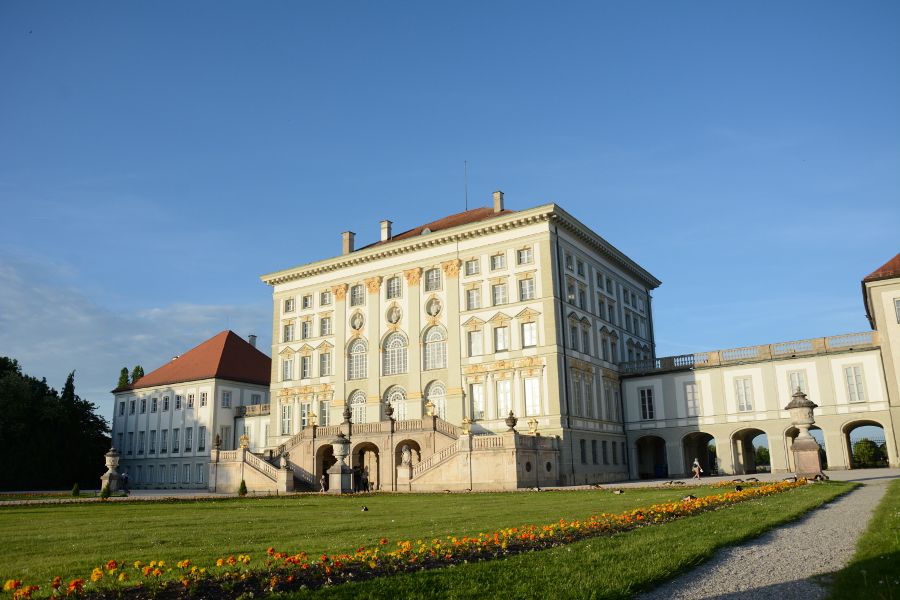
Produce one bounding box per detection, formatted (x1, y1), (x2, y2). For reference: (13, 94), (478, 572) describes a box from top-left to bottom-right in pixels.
(238, 480), (248, 497)
(130, 365), (144, 384)
(853, 439), (883, 468)
(117, 368), (130, 389)
(755, 446), (771, 467)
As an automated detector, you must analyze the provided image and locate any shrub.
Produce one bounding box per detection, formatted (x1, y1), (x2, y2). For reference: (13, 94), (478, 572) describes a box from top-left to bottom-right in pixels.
(71, 483), (80, 497)
(100, 484), (111, 500)
(238, 480), (247, 497)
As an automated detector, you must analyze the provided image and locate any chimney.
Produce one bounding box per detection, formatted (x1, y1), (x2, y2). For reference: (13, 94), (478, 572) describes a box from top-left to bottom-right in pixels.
(380, 220), (392, 242)
(172, 355), (180, 362)
(248, 334), (257, 348)
(342, 231), (356, 255)
(492, 190), (504, 213)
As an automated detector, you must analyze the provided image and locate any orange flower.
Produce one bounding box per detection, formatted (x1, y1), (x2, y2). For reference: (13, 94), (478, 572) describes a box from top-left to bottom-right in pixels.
(66, 579), (84, 595)
(90, 568), (103, 582)
(3, 581), (22, 592)
(105, 560), (118, 571)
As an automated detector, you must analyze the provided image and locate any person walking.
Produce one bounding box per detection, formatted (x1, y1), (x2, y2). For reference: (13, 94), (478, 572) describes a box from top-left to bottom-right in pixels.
(692, 458), (703, 479)
(319, 474), (327, 493)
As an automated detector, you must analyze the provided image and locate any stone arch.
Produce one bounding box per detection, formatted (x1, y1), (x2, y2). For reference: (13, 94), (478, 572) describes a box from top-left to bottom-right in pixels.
(635, 435), (667, 479)
(731, 427), (769, 474)
(394, 439), (422, 468)
(315, 443), (336, 489)
(351, 441), (381, 491)
(682, 431), (717, 476)
(783, 424), (828, 471)
(841, 419), (889, 469)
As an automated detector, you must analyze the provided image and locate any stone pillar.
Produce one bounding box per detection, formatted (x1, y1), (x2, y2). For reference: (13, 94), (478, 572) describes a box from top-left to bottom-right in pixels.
(99, 447), (121, 492)
(333, 284), (348, 412)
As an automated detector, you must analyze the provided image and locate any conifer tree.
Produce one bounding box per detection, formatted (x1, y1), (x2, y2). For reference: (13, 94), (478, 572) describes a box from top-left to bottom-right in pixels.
(130, 365), (144, 383)
(117, 367), (130, 389)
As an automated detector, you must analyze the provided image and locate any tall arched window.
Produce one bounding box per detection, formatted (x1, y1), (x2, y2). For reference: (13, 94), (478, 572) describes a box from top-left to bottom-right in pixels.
(423, 326), (447, 370)
(425, 381), (447, 420)
(349, 390), (367, 424)
(385, 386), (407, 420)
(382, 332), (408, 376)
(348, 339), (367, 380)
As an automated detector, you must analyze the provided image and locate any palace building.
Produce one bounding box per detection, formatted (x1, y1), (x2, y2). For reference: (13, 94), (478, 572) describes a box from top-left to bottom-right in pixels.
(109, 193), (900, 492)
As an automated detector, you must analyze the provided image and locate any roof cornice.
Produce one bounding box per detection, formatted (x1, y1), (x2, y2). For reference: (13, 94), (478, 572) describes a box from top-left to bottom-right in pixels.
(260, 203), (661, 289)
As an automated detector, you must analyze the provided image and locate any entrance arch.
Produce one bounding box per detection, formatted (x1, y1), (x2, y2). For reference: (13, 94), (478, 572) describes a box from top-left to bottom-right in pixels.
(732, 428), (769, 474)
(682, 432), (717, 476)
(842, 420), (889, 469)
(635, 435), (667, 479)
(315, 444), (336, 490)
(784, 425), (827, 472)
(352, 442), (381, 491)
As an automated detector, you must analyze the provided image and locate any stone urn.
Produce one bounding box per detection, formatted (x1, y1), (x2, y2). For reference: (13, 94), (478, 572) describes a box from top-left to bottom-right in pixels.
(328, 433), (353, 494)
(384, 401), (395, 421)
(784, 388), (825, 479)
(99, 447), (121, 492)
(505, 411), (518, 432)
(424, 400), (435, 417)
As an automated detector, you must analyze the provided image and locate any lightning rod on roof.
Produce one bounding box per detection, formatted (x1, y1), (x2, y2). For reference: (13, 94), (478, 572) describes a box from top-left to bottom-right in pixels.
(464, 160), (468, 211)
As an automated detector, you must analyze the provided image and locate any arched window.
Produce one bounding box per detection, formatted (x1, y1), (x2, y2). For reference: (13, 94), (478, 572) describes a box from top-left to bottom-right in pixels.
(348, 339), (367, 380)
(425, 381), (447, 420)
(385, 386), (407, 420)
(349, 390), (367, 424)
(423, 327), (447, 370)
(382, 332), (408, 376)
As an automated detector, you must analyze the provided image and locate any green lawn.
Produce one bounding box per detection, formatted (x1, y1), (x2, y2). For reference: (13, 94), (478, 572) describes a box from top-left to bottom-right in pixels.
(279, 482), (854, 599)
(828, 479), (900, 600)
(0, 485), (741, 584)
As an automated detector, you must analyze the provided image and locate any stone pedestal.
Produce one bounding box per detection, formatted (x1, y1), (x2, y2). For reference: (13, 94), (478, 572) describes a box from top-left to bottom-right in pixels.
(328, 433), (354, 494)
(99, 447), (121, 492)
(396, 463), (413, 491)
(785, 388), (825, 479)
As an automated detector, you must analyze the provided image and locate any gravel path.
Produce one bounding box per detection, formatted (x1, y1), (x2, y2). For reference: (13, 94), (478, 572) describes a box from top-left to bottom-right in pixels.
(637, 480), (892, 600)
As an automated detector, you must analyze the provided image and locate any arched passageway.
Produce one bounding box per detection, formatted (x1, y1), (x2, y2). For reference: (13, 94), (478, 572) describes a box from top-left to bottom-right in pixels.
(682, 432), (717, 476)
(843, 420), (889, 469)
(732, 428), (769, 474)
(315, 444), (336, 490)
(635, 436), (667, 479)
(352, 442), (381, 491)
(785, 426), (827, 471)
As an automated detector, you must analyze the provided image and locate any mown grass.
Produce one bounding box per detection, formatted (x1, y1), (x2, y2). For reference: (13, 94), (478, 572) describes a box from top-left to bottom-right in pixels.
(828, 479), (900, 600)
(278, 482), (854, 599)
(1, 484), (736, 584)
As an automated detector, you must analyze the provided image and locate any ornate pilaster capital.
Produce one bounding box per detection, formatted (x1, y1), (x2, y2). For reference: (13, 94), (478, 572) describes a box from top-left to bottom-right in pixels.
(332, 284), (348, 301)
(404, 268), (422, 285)
(365, 276), (383, 294)
(441, 259), (461, 278)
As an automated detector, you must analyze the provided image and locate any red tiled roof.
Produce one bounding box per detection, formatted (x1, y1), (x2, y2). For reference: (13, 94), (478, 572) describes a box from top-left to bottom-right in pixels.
(114, 331), (270, 392)
(362, 206), (516, 248)
(863, 253), (900, 282)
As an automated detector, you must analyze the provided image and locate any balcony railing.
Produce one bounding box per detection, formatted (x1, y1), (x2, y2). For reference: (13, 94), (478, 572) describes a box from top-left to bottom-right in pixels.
(620, 331), (878, 375)
(235, 404), (271, 417)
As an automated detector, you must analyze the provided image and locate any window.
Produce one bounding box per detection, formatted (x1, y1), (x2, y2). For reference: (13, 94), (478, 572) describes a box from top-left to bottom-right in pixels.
(576, 260), (585, 276)
(200, 392), (207, 407)
(222, 391), (232, 408)
(602, 440), (609, 465)
(282, 358), (294, 381)
(198, 427), (206, 451)
(424, 327), (448, 370)
(161, 430), (168, 453)
(137, 432), (146, 455)
(625, 313), (632, 332)
(424, 268), (441, 291)
(570, 325), (579, 351)
(496, 380), (511, 417)
(348, 339), (367, 380)
(490, 254), (506, 271)
(466, 288), (480, 310)
(320, 352), (332, 376)
(735, 378), (753, 411)
(522, 322), (537, 348)
(169, 465), (177, 484)
(300, 402), (311, 428)
(565, 254), (573, 271)
(301, 321), (311, 339)
(788, 371), (807, 394)
(320, 317), (332, 336)
(582, 330), (591, 356)
(220, 426), (232, 450)
(129, 400), (135, 414)
(117, 432), (123, 449)
(382, 332), (408, 376)
(172, 428), (180, 452)
(844, 365), (866, 403)
(516, 247), (533, 265)
(468, 330), (483, 356)
(895, 298), (900, 323)
(350, 284), (365, 306)
(149, 430), (156, 454)
(320, 290), (332, 306)
(185, 427), (193, 452)
(580, 439), (587, 464)
(612, 442), (618, 464)
(151, 397), (158, 413)
(492, 283), (507, 306)
(639, 387), (654, 420)
(162, 396), (169, 411)
(579, 288), (587, 309)
(301, 294), (313, 309)
(282, 323), (294, 342)
(319, 400), (330, 426)
(350, 390), (367, 424)
(140, 399), (146, 413)
(386, 276), (402, 299)
(281, 404), (292, 435)
(187, 394), (195, 409)
(284, 298), (295, 313)
(300, 355), (311, 379)
(175, 395), (182, 410)
(127, 432), (134, 455)
(196, 464), (205, 484)
(567, 283), (576, 304)
(606, 278), (613, 294)
(608, 301), (616, 325)
(465, 259), (479, 276)
(386, 386), (407, 420)
(601, 335), (610, 361)
(524, 377), (540, 416)
(251, 393), (261, 405)
(685, 382), (700, 417)
(494, 326), (509, 352)
(470, 383), (485, 420)
(519, 278), (535, 301)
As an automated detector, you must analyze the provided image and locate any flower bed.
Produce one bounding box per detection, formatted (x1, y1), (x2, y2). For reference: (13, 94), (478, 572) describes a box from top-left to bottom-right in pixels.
(2, 479), (808, 599)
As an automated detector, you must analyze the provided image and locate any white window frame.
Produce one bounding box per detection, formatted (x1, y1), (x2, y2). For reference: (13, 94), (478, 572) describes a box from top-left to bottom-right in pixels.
(382, 332), (408, 376)
(685, 382), (700, 417)
(320, 290), (332, 306)
(320, 352), (332, 376)
(522, 322), (537, 348)
(735, 378), (753, 412)
(466, 288), (480, 310)
(788, 370), (807, 394)
(639, 387), (654, 420)
(300, 355), (311, 379)
(844, 365), (866, 403)
(468, 330), (483, 356)
(282, 358), (294, 381)
(349, 390), (367, 424)
(494, 326), (509, 352)
(496, 379), (511, 417)
(320, 317), (332, 336)
(470, 383), (485, 420)
(302, 294), (313, 309)
(350, 284), (365, 306)
(464, 259), (479, 276)
(284, 298), (295, 313)
(518, 278), (535, 301)
(424, 268), (442, 291)
(348, 339), (367, 380)
(424, 327), (448, 370)
(516, 247), (533, 265)
(492, 283), (508, 306)
(524, 377), (541, 416)
(386, 276), (402, 299)
(490, 253), (506, 271)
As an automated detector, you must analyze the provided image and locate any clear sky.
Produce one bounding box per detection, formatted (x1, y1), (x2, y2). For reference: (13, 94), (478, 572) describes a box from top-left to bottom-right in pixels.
(1, 1), (898, 423)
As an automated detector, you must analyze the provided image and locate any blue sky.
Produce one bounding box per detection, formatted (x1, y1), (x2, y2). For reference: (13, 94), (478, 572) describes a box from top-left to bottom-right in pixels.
(1, 1), (898, 423)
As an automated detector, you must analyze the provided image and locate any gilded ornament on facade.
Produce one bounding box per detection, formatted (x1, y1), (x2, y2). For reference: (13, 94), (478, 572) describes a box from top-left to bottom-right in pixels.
(404, 268), (422, 285)
(386, 305), (402, 324)
(426, 297), (442, 317)
(332, 284), (348, 300)
(441, 259), (461, 277)
(365, 276), (383, 293)
(350, 312), (365, 331)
